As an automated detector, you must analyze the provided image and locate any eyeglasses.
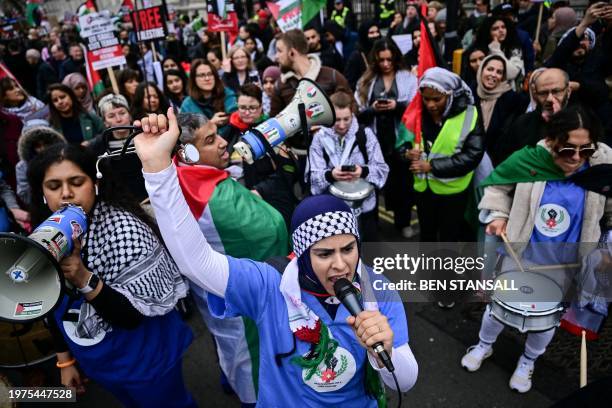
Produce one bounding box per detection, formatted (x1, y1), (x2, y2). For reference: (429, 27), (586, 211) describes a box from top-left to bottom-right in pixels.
(238, 105), (261, 112)
(556, 143), (596, 159)
(535, 87), (567, 99)
(195, 72), (214, 79)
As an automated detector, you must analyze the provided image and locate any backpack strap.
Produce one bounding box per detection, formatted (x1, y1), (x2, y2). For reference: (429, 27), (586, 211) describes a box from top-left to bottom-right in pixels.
(353, 125), (369, 164)
(321, 125), (369, 165)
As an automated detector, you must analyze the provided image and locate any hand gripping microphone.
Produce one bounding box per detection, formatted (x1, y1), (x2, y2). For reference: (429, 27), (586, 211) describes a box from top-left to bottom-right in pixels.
(334, 278), (394, 372)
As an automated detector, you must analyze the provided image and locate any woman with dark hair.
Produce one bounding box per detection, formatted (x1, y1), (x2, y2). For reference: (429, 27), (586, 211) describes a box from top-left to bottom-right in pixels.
(162, 55), (181, 72)
(0, 77), (47, 125)
(463, 104), (612, 393)
(180, 59), (237, 136)
(130, 110), (419, 407)
(344, 20), (381, 90)
(206, 47), (224, 77)
(242, 36), (263, 65)
(116, 68), (140, 106)
(222, 46), (261, 94)
(27, 144), (195, 406)
(355, 38), (418, 237)
(460, 47), (487, 94)
(48, 84), (104, 144)
(131, 82), (171, 120)
(163, 69), (188, 109)
(474, 54), (528, 165)
(474, 16), (525, 86)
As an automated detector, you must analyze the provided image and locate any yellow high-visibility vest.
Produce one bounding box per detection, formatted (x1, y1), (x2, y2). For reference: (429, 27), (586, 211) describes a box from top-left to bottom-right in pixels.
(414, 105), (478, 195)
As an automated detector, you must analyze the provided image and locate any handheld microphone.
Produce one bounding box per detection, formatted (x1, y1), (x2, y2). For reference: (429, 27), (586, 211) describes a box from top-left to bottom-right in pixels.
(334, 278), (394, 372)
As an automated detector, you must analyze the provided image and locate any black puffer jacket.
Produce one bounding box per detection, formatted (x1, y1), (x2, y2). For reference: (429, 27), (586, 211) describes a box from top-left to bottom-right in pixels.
(422, 96), (485, 178)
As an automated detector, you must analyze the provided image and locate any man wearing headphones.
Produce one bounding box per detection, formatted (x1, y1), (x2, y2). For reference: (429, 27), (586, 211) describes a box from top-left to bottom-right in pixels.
(172, 113), (289, 406)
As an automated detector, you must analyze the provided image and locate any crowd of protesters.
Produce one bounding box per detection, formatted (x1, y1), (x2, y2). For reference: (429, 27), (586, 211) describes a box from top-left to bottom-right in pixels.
(1, 0), (611, 406)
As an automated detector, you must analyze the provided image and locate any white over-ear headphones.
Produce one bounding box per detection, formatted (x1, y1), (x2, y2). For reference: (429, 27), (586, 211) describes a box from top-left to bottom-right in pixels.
(178, 143), (200, 164)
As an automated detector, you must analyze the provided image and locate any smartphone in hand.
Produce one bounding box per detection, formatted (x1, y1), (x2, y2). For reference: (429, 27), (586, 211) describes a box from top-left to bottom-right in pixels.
(341, 164), (356, 172)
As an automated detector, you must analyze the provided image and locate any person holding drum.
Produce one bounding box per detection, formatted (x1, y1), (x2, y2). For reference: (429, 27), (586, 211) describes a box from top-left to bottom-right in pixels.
(27, 144), (196, 406)
(461, 104), (612, 393)
(309, 91), (389, 241)
(133, 109), (419, 406)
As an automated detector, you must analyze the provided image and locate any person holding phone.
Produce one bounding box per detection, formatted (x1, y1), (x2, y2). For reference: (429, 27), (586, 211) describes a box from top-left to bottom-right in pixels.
(180, 59), (237, 137)
(309, 91), (389, 241)
(355, 38), (418, 238)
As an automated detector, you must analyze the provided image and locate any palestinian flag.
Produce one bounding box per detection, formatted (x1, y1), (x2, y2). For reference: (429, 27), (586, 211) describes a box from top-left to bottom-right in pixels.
(266, 0), (302, 33)
(175, 157), (289, 260)
(26, 0), (43, 27)
(77, 0), (98, 16)
(396, 4), (443, 149)
(301, 0), (326, 27)
(175, 157), (289, 399)
(83, 46), (105, 97)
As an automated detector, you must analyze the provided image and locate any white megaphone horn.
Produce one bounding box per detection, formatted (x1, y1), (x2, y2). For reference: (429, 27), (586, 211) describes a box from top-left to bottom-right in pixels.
(0, 205), (88, 323)
(233, 78), (336, 164)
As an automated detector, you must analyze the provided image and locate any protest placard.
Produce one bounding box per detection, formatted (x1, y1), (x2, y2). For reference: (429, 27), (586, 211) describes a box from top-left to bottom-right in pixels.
(131, 6), (167, 42)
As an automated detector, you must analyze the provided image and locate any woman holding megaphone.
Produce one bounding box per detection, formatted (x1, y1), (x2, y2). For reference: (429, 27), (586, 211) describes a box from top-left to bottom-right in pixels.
(133, 109), (418, 406)
(27, 144), (196, 406)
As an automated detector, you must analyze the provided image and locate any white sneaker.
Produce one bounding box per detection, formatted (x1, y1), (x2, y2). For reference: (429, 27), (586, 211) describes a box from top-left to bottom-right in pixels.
(402, 226), (418, 238)
(461, 343), (493, 372)
(509, 355), (534, 393)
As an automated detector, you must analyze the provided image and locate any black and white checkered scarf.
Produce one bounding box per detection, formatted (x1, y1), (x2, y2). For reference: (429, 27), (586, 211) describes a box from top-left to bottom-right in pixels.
(82, 201), (187, 317)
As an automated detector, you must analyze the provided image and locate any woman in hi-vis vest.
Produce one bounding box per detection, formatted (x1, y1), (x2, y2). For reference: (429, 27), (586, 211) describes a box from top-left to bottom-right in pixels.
(407, 67), (484, 242)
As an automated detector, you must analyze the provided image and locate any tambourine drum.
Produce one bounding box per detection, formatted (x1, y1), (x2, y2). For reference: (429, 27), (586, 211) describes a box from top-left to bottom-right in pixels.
(329, 179), (374, 208)
(490, 271), (565, 333)
(0, 320), (55, 368)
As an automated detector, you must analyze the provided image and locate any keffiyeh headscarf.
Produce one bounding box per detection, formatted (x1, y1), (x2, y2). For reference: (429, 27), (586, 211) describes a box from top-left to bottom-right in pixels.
(419, 67), (474, 118)
(290, 195), (359, 294)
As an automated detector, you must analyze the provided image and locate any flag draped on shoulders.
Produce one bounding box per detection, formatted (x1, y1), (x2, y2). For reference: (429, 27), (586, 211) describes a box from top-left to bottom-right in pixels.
(396, 4), (440, 149)
(479, 145), (566, 188)
(174, 157), (289, 260)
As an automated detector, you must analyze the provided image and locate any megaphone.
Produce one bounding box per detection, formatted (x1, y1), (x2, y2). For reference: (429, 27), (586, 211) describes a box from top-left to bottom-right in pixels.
(233, 78), (336, 164)
(0, 205), (88, 323)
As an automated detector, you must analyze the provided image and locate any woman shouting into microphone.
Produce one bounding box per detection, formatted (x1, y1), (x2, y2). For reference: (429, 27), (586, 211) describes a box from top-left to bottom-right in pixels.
(134, 108), (418, 406)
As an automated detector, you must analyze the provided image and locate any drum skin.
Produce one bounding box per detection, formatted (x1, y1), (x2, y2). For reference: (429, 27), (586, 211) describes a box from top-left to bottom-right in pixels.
(329, 179), (374, 208)
(490, 271), (565, 333)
